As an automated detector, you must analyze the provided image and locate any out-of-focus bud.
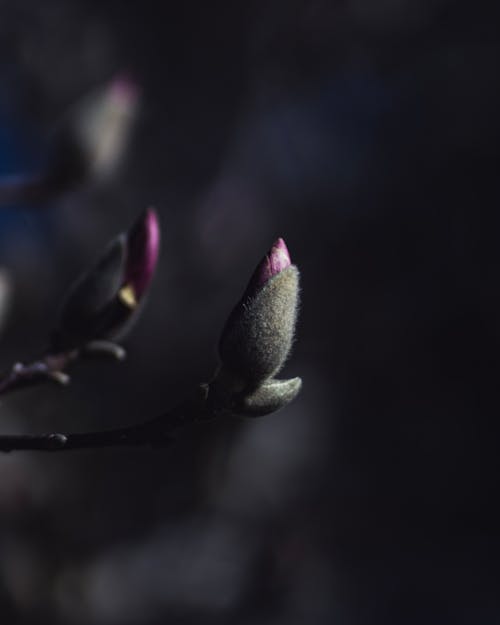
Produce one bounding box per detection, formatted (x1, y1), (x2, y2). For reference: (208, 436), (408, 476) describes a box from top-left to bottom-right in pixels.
(53, 235), (126, 350)
(52, 208), (160, 352)
(211, 238), (301, 418)
(47, 74), (140, 191)
(0, 75), (140, 207)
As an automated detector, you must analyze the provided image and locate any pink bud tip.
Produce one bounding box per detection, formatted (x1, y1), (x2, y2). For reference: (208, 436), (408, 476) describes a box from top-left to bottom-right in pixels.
(125, 208), (160, 297)
(268, 237), (291, 275)
(109, 73), (141, 107)
(247, 237), (292, 294)
(256, 237), (291, 285)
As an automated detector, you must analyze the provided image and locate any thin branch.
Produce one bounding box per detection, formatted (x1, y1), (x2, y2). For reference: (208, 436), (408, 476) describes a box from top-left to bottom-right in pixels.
(0, 385), (210, 453)
(0, 342), (125, 397)
(0, 353), (74, 396)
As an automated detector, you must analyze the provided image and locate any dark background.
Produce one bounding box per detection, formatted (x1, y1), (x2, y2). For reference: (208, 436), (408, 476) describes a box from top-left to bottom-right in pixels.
(1, 1), (499, 623)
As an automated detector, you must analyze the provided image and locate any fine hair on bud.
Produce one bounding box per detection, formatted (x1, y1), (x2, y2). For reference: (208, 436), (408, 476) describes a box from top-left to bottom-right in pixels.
(219, 264), (300, 389)
(234, 377), (302, 417)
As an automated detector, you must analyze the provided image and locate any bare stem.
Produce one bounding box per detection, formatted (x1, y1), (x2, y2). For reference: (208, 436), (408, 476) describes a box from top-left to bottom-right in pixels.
(0, 353), (74, 396)
(0, 385), (210, 453)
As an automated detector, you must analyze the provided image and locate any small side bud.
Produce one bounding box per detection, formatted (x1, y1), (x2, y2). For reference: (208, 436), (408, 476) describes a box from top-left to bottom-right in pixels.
(234, 377), (302, 417)
(218, 238), (300, 390)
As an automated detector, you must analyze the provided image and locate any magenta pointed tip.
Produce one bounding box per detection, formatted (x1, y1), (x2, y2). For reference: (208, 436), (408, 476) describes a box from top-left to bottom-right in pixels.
(125, 207), (160, 297)
(143, 207), (160, 263)
(248, 237), (292, 293)
(269, 237), (291, 274)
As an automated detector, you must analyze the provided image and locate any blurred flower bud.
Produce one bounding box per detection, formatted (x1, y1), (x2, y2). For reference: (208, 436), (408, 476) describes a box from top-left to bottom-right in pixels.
(0, 75), (139, 206)
(45, 74), (140, 194)
(210, 238), (301, 418)
(52, 208), (160, 351)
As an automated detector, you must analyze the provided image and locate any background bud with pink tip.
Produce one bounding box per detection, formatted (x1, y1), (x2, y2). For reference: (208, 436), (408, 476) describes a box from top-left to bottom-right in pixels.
(51, 207), (160, 355)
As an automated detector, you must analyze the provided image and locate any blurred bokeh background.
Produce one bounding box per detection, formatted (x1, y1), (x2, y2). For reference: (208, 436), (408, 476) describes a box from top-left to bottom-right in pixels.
(1, 1), (499, 623)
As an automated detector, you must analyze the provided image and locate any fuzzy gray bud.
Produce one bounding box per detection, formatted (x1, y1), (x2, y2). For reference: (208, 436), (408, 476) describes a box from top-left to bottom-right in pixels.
(218, 238), (300, 391)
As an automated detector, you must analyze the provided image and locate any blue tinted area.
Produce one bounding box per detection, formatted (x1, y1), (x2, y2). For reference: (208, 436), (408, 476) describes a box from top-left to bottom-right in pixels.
(0, 79), (50, 249)
(244, 69), (396, 203)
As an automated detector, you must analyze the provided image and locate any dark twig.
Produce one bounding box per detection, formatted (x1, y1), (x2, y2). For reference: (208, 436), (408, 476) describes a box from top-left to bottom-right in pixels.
(0, 385), (211, 453)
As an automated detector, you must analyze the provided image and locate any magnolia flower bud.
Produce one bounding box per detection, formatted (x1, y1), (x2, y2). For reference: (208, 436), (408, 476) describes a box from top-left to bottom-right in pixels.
(52, 208), (160, 351)
(0, 76), (140, 206)
(45, 75), (140, 195)
(218, 238), (300, 391)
